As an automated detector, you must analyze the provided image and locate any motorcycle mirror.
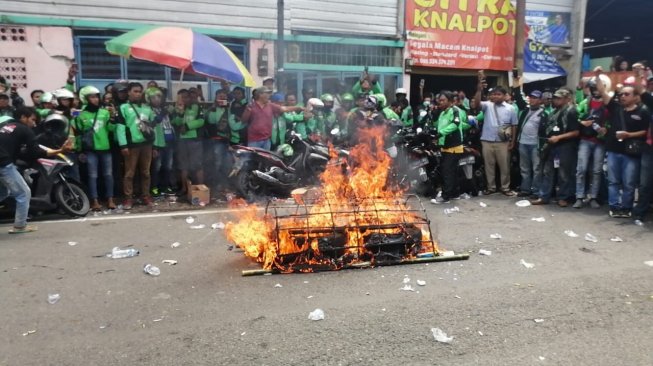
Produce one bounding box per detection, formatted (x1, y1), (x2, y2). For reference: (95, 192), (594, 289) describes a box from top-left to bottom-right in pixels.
(330, 127), (340, 136)
(416, 127), (423, 134)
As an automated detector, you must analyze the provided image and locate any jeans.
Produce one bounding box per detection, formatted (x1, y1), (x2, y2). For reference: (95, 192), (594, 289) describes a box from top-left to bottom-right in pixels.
(64, 152), (80, 182)
(539, 143), (577, 202)
(0, 163), (31, 228)
(152, 145), (174, 190)
(441, 152), (460, 200)
(213, 140), (233, 190)
(575, 139), (605, 199)
(606, 151), (640, 210)
(633, 146), (653, 219)
(248, 139), (271, 151)
(85, 151), (113, 200)
(518, 143), (541, 194)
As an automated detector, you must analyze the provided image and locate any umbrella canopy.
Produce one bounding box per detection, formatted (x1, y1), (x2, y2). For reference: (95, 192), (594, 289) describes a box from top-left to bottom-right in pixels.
(106, 26), (254, 87)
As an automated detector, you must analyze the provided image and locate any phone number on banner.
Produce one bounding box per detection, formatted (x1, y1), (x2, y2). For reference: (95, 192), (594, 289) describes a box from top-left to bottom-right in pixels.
(418, 58), (456, 66)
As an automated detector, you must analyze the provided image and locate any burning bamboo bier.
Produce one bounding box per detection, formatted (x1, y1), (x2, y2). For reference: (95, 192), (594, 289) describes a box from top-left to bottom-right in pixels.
(225, 126), (468, 275)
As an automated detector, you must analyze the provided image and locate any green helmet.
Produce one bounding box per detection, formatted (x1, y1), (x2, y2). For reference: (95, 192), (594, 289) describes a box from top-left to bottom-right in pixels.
(341, 93), (354, 102)
(39, 92), (55, 104)
(320, 93), (334, 103)
(79, 86), (100, 105)
(276, 143), (294, 157)
(374, 93), (387, 109)
(145, 87), (163, 104)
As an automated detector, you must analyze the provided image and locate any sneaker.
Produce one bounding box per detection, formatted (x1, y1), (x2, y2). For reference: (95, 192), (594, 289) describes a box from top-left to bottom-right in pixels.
(572, 199), (583, 209)
(8, 225), (38, 234)
(142, 195), (154, 207)
(122, 199), (134, 210)
(609, 209), (618, 218)
(589, 199), (600, 209)
(431, 197), (450, 205)
(634, 219), (644, 226)
(623, 210), (632, 218)
(150, 187), (161, 197)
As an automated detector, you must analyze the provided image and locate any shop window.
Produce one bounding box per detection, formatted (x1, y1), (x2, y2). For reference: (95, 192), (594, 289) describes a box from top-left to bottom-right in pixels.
(286, 42), (401, 67)
(78, 37), (122, 80)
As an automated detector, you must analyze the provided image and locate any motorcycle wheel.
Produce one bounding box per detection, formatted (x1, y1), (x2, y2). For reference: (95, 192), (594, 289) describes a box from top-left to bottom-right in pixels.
(54, 182), (90, 217)
(235, 170), (260, 202)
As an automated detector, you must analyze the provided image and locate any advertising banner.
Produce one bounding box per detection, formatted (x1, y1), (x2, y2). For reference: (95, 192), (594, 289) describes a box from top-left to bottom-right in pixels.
(525, 11), (571, 47)
(523, 39), (567, 82)
(406, 0), (516, 71)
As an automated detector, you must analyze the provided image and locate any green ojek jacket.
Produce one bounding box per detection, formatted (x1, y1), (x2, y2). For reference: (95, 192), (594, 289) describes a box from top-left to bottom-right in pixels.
(436, 106), (468, 148)
(171, 104), (205, 140)
(283, 110), (306, 138)
(116, 102), (155, 147)
(74, 107), (114, 151)
(401, 105), (413, 127)
(205, 107), (231, 140)
(318, 110), (338, 133)
(352, 80), (382, 96)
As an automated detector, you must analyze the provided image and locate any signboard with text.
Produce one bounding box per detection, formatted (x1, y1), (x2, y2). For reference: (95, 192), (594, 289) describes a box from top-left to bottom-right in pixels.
(525, 11), (571, 47)
(406, 0), (516, 71)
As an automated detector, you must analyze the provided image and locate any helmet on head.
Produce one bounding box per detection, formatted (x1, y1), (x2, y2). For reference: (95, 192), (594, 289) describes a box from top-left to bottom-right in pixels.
(270, 92), (285, 103)
(79, 86), (101, 105)
(373, 93), (387, 109)
(363, 95), (378, 111)
(144, 87), (163, 104)
(43, 113), (69, 133)
(39, 92), (56, 104)
(395, 88), (407, 95)
(113, 81), (129, 93)
(320, 93), (334, 103)
(307, 98), (324, 111)
(52, 88), (75, 100)
(342, 93), (354, 102)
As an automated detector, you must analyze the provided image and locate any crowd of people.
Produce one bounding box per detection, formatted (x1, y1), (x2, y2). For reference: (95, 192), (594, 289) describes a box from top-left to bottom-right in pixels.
(1, 62), (652, 233)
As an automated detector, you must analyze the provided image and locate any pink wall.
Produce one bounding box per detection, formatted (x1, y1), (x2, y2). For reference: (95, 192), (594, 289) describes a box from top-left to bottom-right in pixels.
(0, 26), (74, 105)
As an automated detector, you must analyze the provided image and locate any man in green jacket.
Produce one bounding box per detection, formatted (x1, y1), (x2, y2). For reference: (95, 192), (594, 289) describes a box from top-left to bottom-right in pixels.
(147, 87), (175, 197)
(432, 90), (468, 204)
(171, 89), (205, 197)
(206, 89), (234, 194)
(116, 82), (155, 209)
(75, 86), (115, 211)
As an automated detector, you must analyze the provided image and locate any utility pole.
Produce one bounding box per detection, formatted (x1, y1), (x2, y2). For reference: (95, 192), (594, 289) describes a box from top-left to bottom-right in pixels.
(276, 0), (285, 90)
(568, 0), (588, 89)
(514, 0), (526, 72)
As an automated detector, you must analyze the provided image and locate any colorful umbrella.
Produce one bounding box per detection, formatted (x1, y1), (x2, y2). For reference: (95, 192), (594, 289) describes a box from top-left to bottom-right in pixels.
(106, 26), (254, 87)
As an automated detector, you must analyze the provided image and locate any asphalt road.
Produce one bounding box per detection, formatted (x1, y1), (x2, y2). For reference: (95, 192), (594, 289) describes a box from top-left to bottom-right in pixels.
(1, 195), (652, 366)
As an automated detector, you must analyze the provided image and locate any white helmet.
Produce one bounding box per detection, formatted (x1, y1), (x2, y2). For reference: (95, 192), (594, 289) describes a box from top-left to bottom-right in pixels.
(39, 92), (56, 104)
(53, 88), (75, 100)
(395, 88), (407, 95)
(306, 98), (324, 111)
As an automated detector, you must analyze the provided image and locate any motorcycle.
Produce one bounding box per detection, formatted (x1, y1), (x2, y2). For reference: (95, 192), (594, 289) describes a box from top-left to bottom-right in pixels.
(229, 132), (333, 201)
(391, 126), (440, 196)
(1, 151), (90, 217)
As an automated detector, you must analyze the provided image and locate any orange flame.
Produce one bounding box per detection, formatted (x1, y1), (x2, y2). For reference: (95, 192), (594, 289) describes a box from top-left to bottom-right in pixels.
(225, 126), (439, 270)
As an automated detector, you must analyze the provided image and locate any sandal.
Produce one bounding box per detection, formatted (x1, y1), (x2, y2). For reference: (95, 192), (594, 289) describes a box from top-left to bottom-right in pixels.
(482, 189), (497, 196)
(9, 225), (38, 234)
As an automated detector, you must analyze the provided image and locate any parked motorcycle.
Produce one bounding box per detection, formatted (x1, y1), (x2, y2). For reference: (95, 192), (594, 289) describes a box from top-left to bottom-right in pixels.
(230, 132), (333, 200)
(391, 126), (440, 196)
(1, 151), (90, 217)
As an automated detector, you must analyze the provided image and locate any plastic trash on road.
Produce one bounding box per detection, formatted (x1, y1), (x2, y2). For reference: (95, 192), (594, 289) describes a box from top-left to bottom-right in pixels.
(47, 293), (61, 304)
(416, 280), (426, 286)
(531, 217), (546, 222)
(308, 309), (325, 321)
(189, 224), (206, 229)
(274, 283), (283, 288)
(584, 233), (598, 243)
(403, 277), (411, 284)
(459, 193), (471, 200)
(109, 247), (139, 259)
(478, 249), (492, 256)
(443, 207), (460, 215)
(515, 200), (531, 207)
(171, 242), (181, 248)
(564, 230), (579, 238)
(610, 236), (624, 242)
(520, 259), (535, 269)
(162, 260), (177, 265)
(533, 318), (545, 323)
(644, 261), (653, 267)
(143, 264), (161, 276)
(479, 202), (488, 207)
(490, 233), (502, 239)
(68, 241), (77, 246)
(400, 285), (416, 292)
(185, 216), (195, 224)
(211, 222), (226, 230)
(431, 327), (453, 343)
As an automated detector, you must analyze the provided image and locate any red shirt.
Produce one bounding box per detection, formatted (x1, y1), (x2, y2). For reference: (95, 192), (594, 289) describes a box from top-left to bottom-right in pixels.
(242, 101), (283, 142)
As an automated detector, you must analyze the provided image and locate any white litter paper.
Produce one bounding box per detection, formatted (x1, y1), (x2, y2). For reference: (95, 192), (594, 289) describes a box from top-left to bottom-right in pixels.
(416, 280), (426, 286)
(400, 285), (415, 292)
(308, 309), (325, 321)
(490, 233), (502, 239)
(515, 200), (531, 207)
(478, 249), (492, 256)
(431, 328), (453, 343)
(531, 217), (546, 222)
(520, 259), (535, 269)
(564, 230), (579, 238)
